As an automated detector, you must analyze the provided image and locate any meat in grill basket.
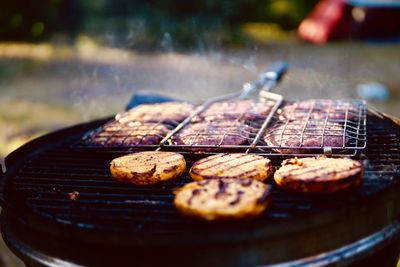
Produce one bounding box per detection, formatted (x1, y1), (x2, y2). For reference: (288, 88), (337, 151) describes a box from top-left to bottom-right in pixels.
(168, 99), (276, 150)
(278, 99), (360, 121)
(261, 99), (366, 154)
(83, 102), (194, 147)
(84, 121), (170, 146)
(264, 120), (346, 153)
(193, 99), (274, 122)
(169, 120), (251, 148)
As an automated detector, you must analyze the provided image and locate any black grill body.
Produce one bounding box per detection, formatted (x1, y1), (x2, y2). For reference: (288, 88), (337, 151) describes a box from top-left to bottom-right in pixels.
(1, 113), (400, 266)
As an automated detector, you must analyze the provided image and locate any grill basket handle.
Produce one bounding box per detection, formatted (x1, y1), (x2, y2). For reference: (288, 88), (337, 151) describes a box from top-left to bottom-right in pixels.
(240, 61), (288, 98)
(125, 91), (181, 111)
(260, 61), (288, 84)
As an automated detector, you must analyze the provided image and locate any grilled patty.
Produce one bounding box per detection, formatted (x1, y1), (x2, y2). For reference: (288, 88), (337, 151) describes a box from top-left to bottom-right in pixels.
(190, 153), (273, 181)
(86, 121), (169, 146)
(110, 151), (186, 185)
(274, 156), (363, 193)
(116, 102), (194, 124)
(278, 100), (360, 122)
(174, 178), (271, 220)
(264, 120), (346, 153)
(170, 121), (251, 149)
(194, 99), (273, 122)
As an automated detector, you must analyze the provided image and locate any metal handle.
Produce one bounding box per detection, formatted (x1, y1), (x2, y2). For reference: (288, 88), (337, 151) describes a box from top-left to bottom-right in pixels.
(240, 61), (288, 98)
(259, 60), (288, 93)
(260, 61), (288, 83)
(125, 91), (181, 111)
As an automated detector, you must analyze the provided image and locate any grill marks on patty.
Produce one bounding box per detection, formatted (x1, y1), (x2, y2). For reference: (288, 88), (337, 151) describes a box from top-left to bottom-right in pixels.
(195, 99), (274, 122)
(263, 100), (363, 153)
(264, 120), (346, 153)
(229, 190), (244, 206)
(169, 100), (274, 150)
(278, 100), (360, 122)
(110, 151), (186, 185)
(215, 179), (229, 198)
(86, 121), (170, 146)
(170, 121), (251, 148)
(189, 153), (273, 181)
(174, 178), (271, 221)
(84, 102), (194, 147)
(274, 157), (363, 193)
(278, 158), (359, 181)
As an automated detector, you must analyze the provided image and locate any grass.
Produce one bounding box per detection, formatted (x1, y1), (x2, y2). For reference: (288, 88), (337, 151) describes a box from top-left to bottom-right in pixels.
(0, 97), (80, 158)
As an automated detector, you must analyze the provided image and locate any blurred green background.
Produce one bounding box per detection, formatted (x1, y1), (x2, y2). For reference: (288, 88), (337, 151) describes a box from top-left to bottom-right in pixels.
(1, 0), (318, 47)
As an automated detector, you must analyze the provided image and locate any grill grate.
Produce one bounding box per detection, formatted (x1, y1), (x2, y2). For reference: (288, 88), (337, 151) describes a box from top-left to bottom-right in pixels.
(5, 114), (398, 234)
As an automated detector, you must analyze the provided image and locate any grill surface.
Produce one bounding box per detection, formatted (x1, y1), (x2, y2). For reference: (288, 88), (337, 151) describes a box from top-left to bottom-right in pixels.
(2, 112), (399, 240)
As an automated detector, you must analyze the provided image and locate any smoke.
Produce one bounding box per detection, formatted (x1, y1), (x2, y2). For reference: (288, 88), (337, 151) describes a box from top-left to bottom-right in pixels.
(62, 19), (400, 122)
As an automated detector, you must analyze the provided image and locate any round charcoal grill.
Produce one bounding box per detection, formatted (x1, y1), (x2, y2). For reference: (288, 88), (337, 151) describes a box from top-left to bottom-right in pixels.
(1, 109), (400, 267)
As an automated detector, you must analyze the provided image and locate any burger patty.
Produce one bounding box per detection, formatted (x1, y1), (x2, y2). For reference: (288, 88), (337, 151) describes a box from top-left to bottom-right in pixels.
(116, 102), (195, 124)
(174, 178), (271, 220)
(189, 153), (273, 181)
(170, 121), (251, 148)
(194, 99), (273, 122)
(264, 120), (346, 153)
(274, 156), (363, 193)
(85, 121), (170, 146)
(110, 151), (186, 185)
(278, 100), (360, 122)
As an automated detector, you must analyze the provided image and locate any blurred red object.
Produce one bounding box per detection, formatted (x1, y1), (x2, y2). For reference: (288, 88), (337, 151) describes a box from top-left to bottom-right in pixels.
(298, 0), (400, 44)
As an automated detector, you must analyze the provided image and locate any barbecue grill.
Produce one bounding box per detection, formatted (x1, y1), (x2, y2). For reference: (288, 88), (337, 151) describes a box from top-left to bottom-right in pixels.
(1, 64), (400, 267)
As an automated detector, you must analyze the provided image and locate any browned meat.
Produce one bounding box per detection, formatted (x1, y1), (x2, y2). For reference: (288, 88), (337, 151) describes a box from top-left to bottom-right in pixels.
(194, 99), (274, 122)
(278, 100), (360, 122)
(264, 120), (346, 153)
(170, 121), (251, 149)
(189, 153), (273, 181)
(274, 156), (363, 194)
(110, 151), (186, 185)
(174, 178), (271, 220)
(85, 121), (169, 146)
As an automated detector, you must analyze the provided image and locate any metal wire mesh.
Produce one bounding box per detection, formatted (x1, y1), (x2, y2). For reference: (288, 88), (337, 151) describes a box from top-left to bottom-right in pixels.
(78, 97), (366, 156)
(80, 120), (174, 148)
(78, 102), (196, 148)
(161, 95), (281, 151)
(259, 99), (367, 155)
(162, 99), (366, 156)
